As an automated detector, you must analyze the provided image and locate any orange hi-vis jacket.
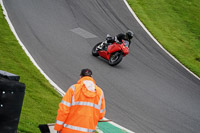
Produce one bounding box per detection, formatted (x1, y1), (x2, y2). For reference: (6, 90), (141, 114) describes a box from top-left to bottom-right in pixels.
(54, 76), (106, 133)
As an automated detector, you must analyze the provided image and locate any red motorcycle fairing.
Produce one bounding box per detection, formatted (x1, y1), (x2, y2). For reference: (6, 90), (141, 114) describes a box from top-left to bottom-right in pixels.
(122, 44), (129, 55)
(98, 41), (129, 60)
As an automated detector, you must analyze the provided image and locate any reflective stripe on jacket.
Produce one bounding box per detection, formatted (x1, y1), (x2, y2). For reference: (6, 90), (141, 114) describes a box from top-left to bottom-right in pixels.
(54, 76), (106, 133)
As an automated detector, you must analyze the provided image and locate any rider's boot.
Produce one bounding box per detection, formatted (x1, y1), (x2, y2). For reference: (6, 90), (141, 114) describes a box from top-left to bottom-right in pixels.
(102, 43), (109, 51)
(97, 42), (106, 50)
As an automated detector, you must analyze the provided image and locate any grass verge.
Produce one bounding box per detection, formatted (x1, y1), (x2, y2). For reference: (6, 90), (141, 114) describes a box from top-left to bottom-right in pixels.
(127, 0), (200, 77)
(0, 5), (61, 133)
(1, 0), (200, 133)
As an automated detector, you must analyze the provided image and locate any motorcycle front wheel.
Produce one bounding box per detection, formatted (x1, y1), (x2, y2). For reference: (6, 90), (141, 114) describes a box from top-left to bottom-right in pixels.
(108, 51), (123, 66)
(92, 42), (101, 56)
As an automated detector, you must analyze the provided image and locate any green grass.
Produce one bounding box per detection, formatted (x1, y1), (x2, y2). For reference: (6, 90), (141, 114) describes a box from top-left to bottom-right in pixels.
(127, 0), (200, 77)
(1, 1), (200, 133)
(0, 7), (61, 133)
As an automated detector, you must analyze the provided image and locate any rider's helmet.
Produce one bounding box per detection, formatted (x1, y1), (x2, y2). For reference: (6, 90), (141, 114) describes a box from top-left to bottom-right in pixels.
(126, 30), (134, 40)
(106, 34), (113, 42)
(80, 68), (92, 77)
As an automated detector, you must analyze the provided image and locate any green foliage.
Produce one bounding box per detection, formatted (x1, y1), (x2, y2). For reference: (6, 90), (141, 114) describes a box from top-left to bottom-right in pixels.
(127, 0), (200, 77)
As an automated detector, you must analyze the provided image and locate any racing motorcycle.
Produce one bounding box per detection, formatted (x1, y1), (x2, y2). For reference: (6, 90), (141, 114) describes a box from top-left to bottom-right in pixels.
(92, 35), (130, 66)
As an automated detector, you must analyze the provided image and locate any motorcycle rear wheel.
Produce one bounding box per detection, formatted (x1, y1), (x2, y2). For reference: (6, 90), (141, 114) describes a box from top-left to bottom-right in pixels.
(108, 51), (123, 66)
(92, 42), (101, 56)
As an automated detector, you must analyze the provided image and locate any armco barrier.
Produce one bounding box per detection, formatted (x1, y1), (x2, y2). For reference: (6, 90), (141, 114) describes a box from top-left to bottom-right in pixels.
(0, 70), (25, 133)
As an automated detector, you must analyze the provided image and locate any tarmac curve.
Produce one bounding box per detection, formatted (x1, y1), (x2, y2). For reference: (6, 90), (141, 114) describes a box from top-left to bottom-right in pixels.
(3, 0), (200, 133)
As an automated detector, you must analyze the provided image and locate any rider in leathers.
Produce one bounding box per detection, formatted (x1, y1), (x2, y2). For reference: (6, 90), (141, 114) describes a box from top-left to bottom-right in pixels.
(98, 30), (134, 50)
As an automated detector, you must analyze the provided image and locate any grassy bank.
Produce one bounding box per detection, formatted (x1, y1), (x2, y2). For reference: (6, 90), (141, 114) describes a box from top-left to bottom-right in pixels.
(0, 6), (61, 133)
(1, 0), (200, 133)
(127, 0), (200, 77)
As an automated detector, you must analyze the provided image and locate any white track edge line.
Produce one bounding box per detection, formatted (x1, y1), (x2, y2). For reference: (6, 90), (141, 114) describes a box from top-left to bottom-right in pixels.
(96, 127), (104, 133)
(123, 0), (200, 81)
(0, 0), (65, 97)
(0, 1), (134, 132)
(103, 118), (135, 133)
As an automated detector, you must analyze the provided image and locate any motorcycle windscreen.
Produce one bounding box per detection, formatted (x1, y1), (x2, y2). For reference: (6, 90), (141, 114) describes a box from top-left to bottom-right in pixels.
(122, 40), (129, 55)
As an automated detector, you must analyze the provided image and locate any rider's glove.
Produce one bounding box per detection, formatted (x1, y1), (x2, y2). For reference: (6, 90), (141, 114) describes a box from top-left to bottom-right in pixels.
(114, 36), (119, 43)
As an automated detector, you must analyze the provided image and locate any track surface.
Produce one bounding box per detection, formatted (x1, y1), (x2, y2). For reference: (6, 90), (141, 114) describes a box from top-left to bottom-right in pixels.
(3, 0), (200, 133)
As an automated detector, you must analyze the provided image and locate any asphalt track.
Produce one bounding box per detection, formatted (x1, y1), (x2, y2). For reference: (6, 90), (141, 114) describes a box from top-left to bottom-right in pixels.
(3, 0), (200, 133)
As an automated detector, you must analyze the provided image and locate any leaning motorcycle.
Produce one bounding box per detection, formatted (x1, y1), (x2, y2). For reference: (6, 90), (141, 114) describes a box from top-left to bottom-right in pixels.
(92, 37), (130, 66)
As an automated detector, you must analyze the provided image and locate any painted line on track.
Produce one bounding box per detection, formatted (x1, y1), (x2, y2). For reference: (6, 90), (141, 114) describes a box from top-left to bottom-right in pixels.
(0, 0), (134, 132)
